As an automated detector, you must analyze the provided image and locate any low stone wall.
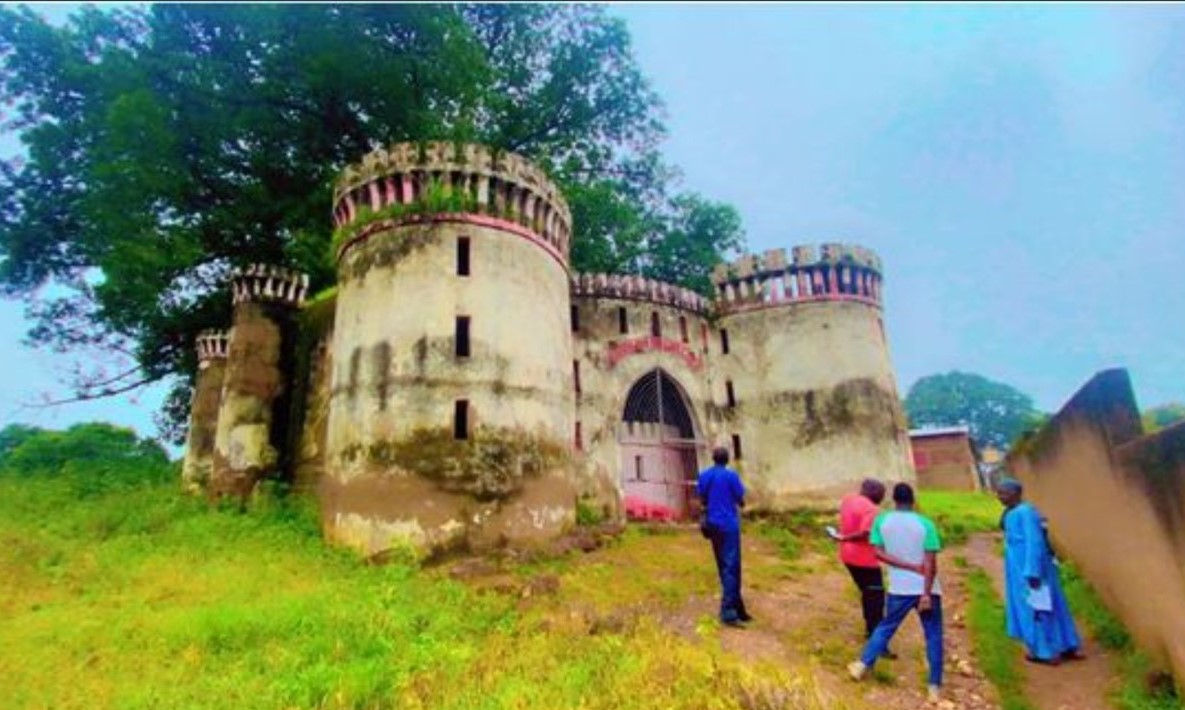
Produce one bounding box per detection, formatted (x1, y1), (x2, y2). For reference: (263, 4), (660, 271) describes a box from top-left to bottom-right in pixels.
(1007, 369), (1185, 683)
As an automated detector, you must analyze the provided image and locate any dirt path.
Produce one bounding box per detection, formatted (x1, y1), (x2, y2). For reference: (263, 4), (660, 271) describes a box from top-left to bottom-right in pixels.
(707, 532), (1001, 710)
(448, 526), (1125, 709)
(964, 533), (1116, 710)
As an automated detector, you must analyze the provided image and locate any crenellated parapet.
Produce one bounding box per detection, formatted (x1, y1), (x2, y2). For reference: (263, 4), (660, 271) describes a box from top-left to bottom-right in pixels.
(231, 264), (310, 307)
(711, 243), (884, 312)
(195, 329), (230, 368)
(571, 272), (710, 315)
(332, 141), (572, 262)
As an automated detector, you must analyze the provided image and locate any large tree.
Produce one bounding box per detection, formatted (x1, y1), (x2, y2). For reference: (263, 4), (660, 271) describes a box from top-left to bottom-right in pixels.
(904, 371), (1045, 450)
(0, 4), (742, 440)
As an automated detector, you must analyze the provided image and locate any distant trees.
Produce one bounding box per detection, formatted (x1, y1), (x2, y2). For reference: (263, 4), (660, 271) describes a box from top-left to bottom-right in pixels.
(0, 423), (172, 493)
(1142, 402), (1185, 434)
(904, 371), (1045, 450)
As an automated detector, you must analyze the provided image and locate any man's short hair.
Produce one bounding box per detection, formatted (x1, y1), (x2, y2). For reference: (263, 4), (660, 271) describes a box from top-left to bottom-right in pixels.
(712, 447), (730, 465)
(892, 482), (915, 505)
(996, 477), (1023, 495)
(860, 478), (885, 500)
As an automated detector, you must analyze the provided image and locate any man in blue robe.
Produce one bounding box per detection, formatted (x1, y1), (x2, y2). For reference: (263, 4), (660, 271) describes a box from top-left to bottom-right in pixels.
(996, 478), (1084, 664)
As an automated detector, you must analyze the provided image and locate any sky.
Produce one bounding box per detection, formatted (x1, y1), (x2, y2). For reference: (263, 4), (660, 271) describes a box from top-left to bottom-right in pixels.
(1, 3), (1184, 442)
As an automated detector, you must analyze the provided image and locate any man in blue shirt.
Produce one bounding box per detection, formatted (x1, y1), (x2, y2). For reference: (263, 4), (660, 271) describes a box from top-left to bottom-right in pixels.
(697, 446), (750, 627)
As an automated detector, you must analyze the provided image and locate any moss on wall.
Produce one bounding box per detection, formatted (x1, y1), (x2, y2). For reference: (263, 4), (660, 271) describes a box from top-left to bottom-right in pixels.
(762, 377), (902, 448)
(211, 301), (301, 501)
(289, 293), (337, 492)
(181, 360), (227, 491)
(338, 223), (437, 283)
(363, 425), (569, 501)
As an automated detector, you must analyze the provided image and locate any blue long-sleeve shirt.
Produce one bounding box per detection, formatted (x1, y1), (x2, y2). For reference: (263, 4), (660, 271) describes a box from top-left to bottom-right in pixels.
(696, 465), (745, 532)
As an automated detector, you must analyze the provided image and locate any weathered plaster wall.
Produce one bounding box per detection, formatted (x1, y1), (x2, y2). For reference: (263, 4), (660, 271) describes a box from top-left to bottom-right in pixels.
(292, 296), (336, 493)
(211, 301), (296, 499)
(180, 352), (227, 493)
(714, 300), (913, 507)
(571, 294), (715, 518)
(1008, 369), (1185, 683)
(324, 219), (575, 557)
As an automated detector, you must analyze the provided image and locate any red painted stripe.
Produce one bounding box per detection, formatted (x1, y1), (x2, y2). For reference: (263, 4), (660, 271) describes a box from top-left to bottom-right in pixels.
(336, 213), (569, 271)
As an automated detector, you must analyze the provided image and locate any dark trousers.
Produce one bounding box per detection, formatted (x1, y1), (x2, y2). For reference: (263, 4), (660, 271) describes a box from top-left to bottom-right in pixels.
(708, 526), (747, 621)
(845, 563), (886, 638)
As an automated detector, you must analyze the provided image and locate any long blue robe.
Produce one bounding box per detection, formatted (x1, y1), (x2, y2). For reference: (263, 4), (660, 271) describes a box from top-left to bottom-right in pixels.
(1002, 501), (1082, 660)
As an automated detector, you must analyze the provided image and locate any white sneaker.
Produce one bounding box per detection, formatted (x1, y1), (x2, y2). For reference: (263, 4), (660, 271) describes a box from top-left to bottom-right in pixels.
(927, 685), (941, 703)
(847, 661), (867, 681)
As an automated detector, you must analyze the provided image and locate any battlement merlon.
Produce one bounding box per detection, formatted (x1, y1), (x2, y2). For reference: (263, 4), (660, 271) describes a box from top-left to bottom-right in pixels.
(570, 273), (711, 315)
(195, 329), (231, 365)
(331, 141), (572, 259)
(230, 264), (310, 307)
(710, 243), (884, 308)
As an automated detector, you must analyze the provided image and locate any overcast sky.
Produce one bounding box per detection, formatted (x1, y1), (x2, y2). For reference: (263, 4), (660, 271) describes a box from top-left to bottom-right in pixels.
(2, 3), (1183, 440)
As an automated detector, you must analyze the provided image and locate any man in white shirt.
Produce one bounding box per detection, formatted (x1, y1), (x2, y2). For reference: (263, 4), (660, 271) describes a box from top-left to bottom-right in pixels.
(847, 482), (945, 704)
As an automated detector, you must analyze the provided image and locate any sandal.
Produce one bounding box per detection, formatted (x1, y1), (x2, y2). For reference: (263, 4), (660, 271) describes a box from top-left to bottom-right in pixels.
(1025, 655), (1062, 666)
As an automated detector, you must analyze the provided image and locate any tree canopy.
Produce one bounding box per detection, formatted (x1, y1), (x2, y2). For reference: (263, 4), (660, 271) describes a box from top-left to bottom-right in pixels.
(904, 371), (1045, 450)
(0, 422), (172, 494)
(1142, 402), (1185, 434)
(0, 4), (743, 439)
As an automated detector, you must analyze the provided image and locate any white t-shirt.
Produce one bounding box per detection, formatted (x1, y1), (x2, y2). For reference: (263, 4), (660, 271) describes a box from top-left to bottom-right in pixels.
(870, 510), (943, 596)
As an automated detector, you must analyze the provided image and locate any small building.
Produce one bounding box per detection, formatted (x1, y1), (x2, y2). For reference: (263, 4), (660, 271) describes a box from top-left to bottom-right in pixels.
(909, 426), (980, 491)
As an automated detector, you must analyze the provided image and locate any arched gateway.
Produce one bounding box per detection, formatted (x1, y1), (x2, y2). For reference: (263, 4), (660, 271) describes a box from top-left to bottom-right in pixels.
(619, 368), (703, 521)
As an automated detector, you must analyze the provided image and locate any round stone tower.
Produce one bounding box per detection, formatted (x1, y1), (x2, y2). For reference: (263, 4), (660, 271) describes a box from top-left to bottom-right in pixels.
(210, 264), (309, 500)
(710, 243), (913, 507)
(181, 329), (230, 493)
(324, 141), (576, 557)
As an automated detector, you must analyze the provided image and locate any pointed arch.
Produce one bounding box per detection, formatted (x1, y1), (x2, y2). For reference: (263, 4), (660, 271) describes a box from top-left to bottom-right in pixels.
(622, 368), (698, 440)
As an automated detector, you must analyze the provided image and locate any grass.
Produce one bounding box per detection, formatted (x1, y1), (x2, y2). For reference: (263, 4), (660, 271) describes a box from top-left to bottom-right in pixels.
(751, 509), (833, 561)
(963, 567), (1037, 710)
(915, 490), (1001, 546)
(1060, 563), (1183, 710)
(0, 469), (840, 710)
(748, 491), (1000, 557)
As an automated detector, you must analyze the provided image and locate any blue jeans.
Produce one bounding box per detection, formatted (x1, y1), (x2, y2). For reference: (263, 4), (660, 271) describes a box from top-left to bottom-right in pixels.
(707, 525), (746, 621)
(860, 593), (944, 686)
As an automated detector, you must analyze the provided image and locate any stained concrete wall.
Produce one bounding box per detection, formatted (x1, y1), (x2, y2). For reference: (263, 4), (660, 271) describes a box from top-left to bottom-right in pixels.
(211, 301), (296, 499)
(324, 219), (575, 557)
(1008, 369), (1185, 683)
(292, 296), (336, 494)
(180, 355), (227, 493)
(714, 300), (913, 507)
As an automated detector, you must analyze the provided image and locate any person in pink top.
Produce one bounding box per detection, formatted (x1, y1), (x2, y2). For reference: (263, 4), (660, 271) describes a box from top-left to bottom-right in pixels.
(836, 478), (894, 656)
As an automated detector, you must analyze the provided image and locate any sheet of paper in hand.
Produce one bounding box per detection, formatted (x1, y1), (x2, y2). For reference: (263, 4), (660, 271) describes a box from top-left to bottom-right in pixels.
(1027, 583), (1053, 612)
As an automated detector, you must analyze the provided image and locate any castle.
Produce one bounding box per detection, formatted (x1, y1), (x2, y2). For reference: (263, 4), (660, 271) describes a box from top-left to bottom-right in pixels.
(180, 141), (913, 557)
